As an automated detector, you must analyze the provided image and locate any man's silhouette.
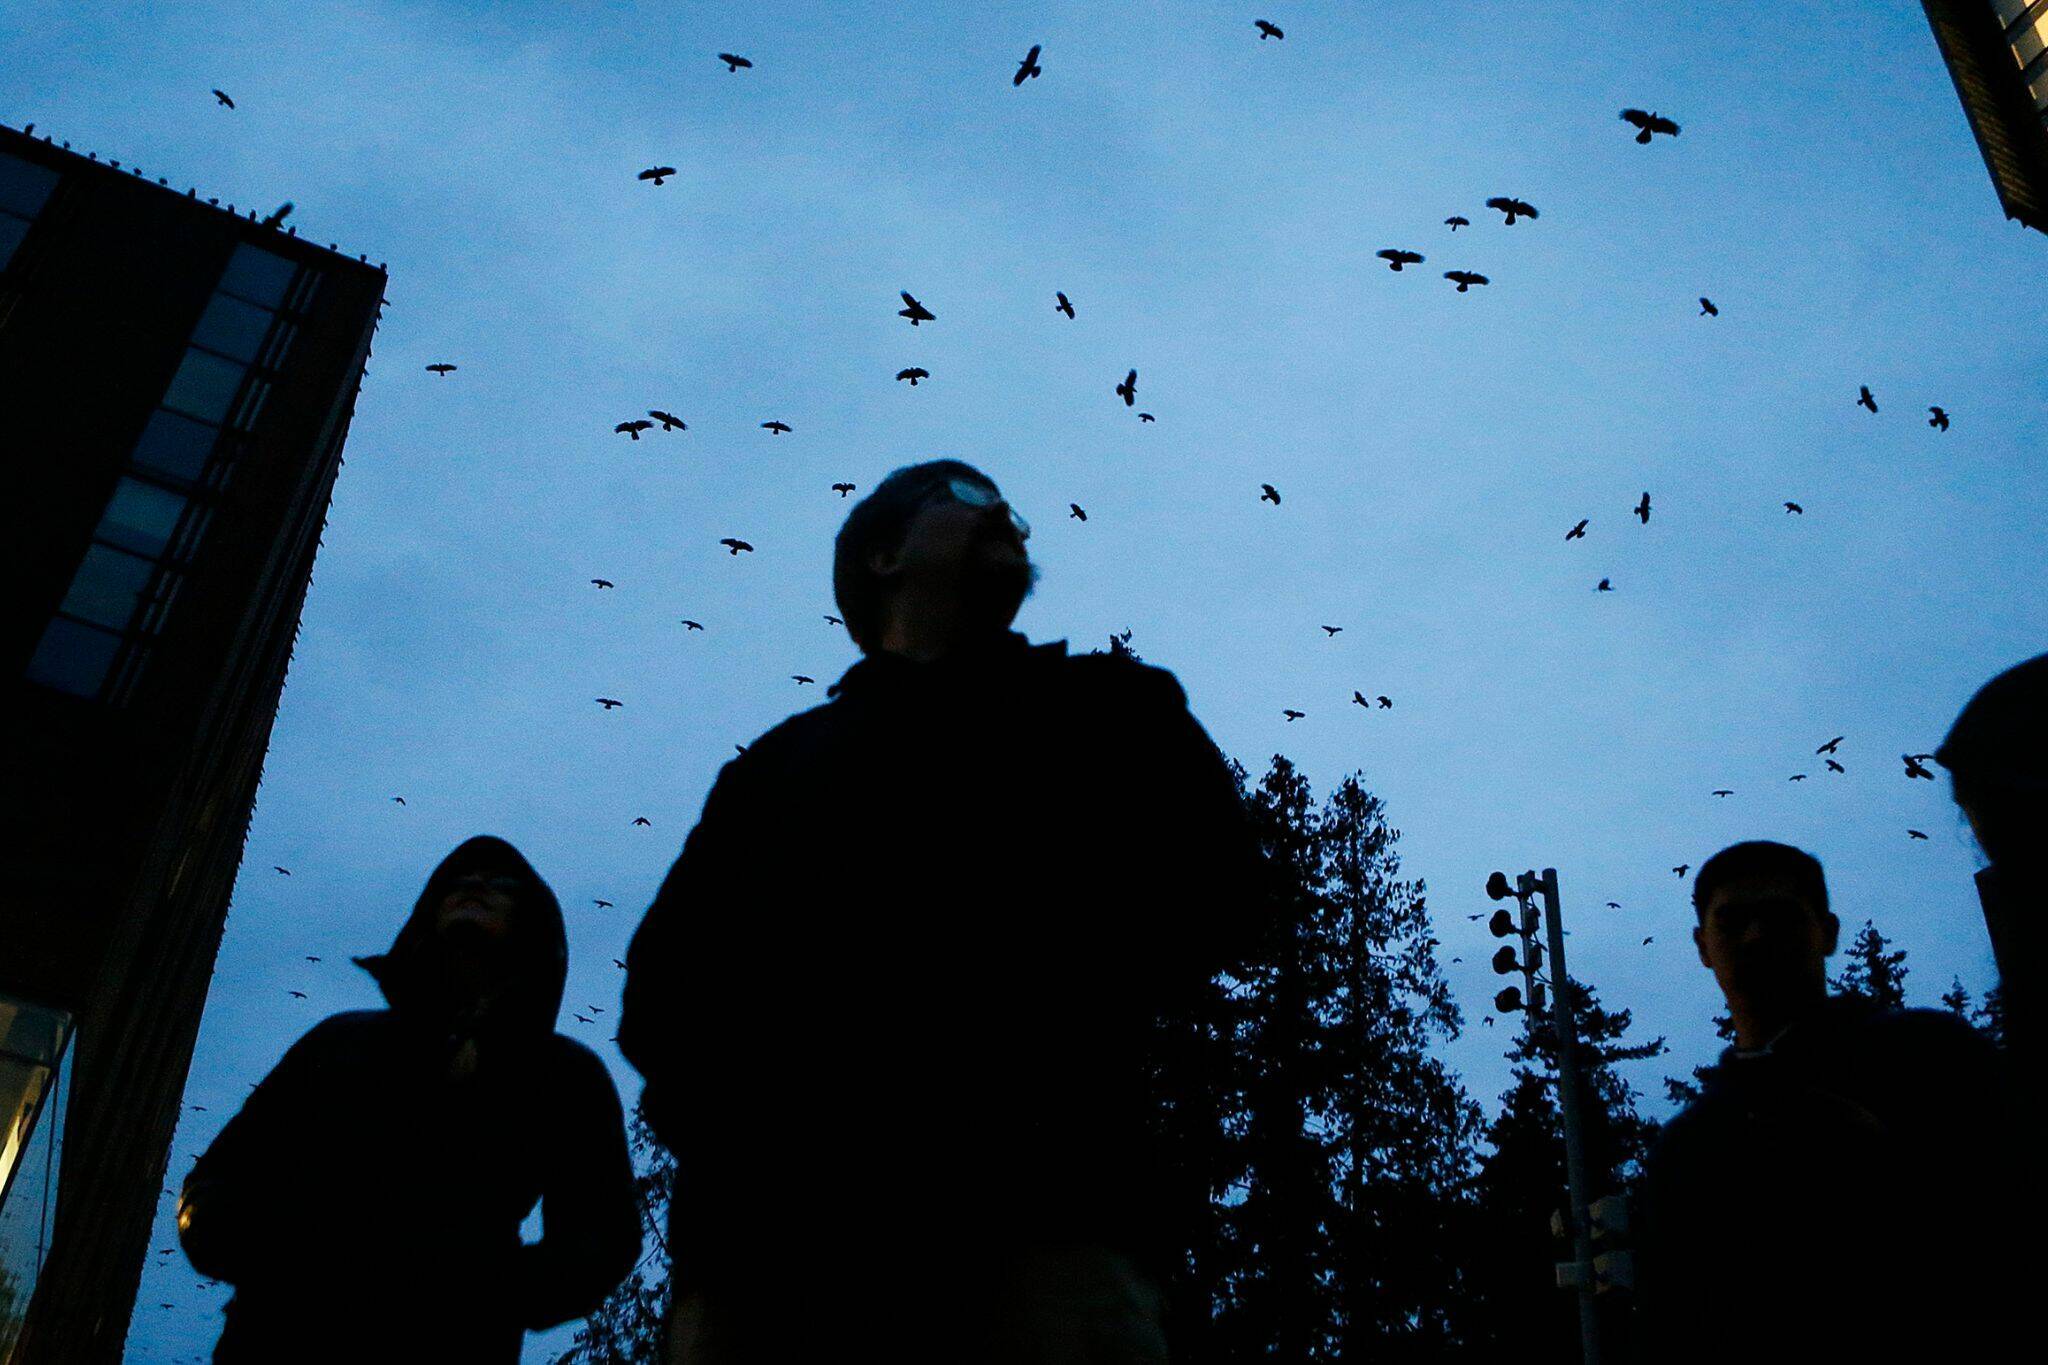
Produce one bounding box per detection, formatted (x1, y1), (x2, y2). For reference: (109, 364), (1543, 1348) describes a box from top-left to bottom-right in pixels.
(620, 459), (1262, 1363)
(178, 837), (641, 1362)
(1638, 841), (2017, 1364)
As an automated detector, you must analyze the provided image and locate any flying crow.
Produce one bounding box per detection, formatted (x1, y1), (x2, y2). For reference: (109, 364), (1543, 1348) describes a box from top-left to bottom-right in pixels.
(1014, 44), (1042, 85)
(1620, 108), (1680, 142)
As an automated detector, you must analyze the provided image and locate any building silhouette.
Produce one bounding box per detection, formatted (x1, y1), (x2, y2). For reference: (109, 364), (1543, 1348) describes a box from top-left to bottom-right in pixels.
(0, 124), (383, 1363)
(1923, 0), (2048, 232)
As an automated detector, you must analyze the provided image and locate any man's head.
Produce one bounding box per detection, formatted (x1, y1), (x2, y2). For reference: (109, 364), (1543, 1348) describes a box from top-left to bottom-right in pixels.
(1938, 651), (2048, 871)
(1692, 841), (1838, 1016)
(832, 459), (1039, 655)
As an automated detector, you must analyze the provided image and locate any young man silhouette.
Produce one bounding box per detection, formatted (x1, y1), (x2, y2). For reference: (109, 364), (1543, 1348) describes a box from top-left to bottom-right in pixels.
(621, 460), (1262, 1363)
(1638, 841), (2016, 1364)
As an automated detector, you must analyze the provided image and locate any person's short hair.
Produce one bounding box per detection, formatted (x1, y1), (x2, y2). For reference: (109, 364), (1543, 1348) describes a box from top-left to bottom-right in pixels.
(1937, 653), (2048, 867)
(832, 458), (998, 654)
(1691, 841), (1829, 923)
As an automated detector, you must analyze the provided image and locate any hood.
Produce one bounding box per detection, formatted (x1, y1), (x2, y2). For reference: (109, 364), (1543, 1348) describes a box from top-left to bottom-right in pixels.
(352, 835), (568, 1039)
(825, 629), (1066, 701)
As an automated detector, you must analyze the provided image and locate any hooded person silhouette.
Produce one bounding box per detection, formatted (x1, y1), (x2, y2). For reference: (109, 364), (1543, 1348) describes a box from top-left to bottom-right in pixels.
(178, 837), (640, 1363)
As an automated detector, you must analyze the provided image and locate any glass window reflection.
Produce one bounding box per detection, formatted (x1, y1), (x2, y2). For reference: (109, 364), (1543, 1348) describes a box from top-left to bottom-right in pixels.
(130, 409), (219, 482)
(58, 544), (156, 631)
(23, 617), (123, 697)
(161, 348), (246, 423)
(0, 214), (28, 273)
(96, 478), (187, 558)
(0, 152), (59, 218)
(216, 242), (297, 308)
(190, 292), (274, 363)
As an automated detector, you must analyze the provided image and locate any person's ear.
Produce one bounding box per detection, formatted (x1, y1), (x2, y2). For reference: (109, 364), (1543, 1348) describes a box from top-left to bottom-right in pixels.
(1820, 911), (1840, 956)
(1693, 924), (1713, 971)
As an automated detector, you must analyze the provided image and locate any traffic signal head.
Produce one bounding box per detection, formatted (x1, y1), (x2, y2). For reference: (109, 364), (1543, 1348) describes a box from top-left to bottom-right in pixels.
(1491, 945), (1520, 975)
(1488, 908), (1516, 938)
(1486, 871), (1513, 901)
(1495, 986), (1523, 1013)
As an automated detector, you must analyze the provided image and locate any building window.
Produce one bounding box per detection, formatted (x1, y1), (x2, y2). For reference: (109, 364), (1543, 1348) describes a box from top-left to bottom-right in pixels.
(23, 616), (126, 697)
(130, 408), (221, 483)
(189, 291), (275, 364)
(57, 543), (159, 630)
(0, 150), (59, 273)
(0, 214), (27, 273)
(160, 348), (248, 424)
(0, 992), (76, 1360)
(96, 476), (190, 558)
(215, 241), (298, 309)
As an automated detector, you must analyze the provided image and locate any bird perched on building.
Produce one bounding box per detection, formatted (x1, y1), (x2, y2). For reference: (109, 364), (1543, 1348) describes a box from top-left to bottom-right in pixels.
(1857, 385), (1878, 413)
(1486, 196), (1538, 224)
(831, 482), (855, 497)
(649, 410), (686, 431)
(1013, 44), (1042, 85)
(1282, 709), (1304, 721)
(717, 53), (752, 72)
(718, 538), (755, 555)
(1445, 215), (1469, 230)
(596, 698), (623, 710)
(1596, 578), (1613, 591)
(761, 421), (791, 434)
(1321, 625), (1343, 637)
(425, 363), (457, 376)
(898, 291), (935, 325)
(896, 367), (929, 385)
(1069, 504), (1087, 521)
(1115, 369), (1137, 406)
(1377, 248), (1424, 271)
(590, 578), (614, 589)
(1698, 297), (1717, 316)
(260, 202), (292, 229)
(680, 620), (703, 630)
(1620, 108), (1680, 142)
(1928, 406), (1949, 431)
(1255, 19), (1284, 39)
(1444, 270), (1488, 292)
(1259, 483), (1281, 504)
(637, 166), (677, 185)
(1785, 501), (1803, 514)
(1567, 518), (1588, 540)
(1055, 291), (1075, 318)
(212, 88), (235, 108)
(1903, 753), (1935, 779)
(615, 420), (653, 440)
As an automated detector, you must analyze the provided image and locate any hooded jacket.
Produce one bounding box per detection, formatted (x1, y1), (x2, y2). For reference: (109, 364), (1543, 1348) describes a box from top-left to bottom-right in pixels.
(1637, 995), (2019, 1363)
(178, 836), (641, 1363)
(618, 630), (1263, 1337)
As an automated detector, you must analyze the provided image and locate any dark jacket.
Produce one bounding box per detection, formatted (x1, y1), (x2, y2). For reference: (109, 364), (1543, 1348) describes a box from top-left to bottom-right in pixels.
(1638, 995), (2019, 1364)
(618, 631), (1261, 1325)
(179, 836), (641, 1363)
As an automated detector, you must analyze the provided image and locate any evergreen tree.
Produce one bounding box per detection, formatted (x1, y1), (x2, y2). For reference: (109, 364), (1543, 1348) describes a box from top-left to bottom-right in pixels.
(1975, 984), (2006, 1048)
(1830, 919), (1909, 1009)
(1942, 976), (1973, 1018)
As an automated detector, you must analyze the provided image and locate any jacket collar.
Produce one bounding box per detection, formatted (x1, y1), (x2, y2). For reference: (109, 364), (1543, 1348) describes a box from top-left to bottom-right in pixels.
(826, 630), (1066, 700)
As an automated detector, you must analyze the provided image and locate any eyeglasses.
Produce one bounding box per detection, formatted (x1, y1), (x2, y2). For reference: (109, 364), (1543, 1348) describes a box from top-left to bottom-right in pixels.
(925, 477), (1030, 541)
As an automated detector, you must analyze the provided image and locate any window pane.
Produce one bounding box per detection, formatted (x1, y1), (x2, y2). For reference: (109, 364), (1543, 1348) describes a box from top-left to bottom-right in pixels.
(161, 348), (245, 423)
(130, 408), (218, 481)
(96, 477), (187, 558)
(216, 242), (297, 308)
(0, 213), (26, 273)
(189, 292), (273, 363)
(0, 152), (59, 218)
(24, 616), (123, 697)
(58, 544), (156, 630)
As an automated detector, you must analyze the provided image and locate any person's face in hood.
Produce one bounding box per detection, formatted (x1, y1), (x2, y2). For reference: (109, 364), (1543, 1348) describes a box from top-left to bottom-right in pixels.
(435, 866), (523, 945)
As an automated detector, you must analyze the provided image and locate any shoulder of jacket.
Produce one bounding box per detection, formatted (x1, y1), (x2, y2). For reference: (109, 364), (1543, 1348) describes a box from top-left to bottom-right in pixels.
(1063, 651), (1189, 706)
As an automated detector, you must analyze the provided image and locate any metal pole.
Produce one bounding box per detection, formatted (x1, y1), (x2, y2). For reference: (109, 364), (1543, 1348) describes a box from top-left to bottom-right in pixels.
(1532, 867), (1601, 1365)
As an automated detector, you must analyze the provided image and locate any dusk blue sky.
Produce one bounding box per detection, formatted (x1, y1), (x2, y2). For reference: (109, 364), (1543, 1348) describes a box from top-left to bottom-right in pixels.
(9, 2), (2044, 1359)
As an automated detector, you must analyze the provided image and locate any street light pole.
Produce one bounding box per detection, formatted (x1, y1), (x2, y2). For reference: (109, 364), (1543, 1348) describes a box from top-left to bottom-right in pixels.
(1530, 866), (1601, 1365)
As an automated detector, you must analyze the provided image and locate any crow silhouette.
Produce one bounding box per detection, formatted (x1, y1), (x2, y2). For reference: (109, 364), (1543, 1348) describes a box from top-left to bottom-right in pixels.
(1255, 20), (1284, 39)
(594, 899), (614, 909)
(1260, 483), (1281, 504)
(1486, 196), (1538, 224)
(1817, 736), (1844, 754)
(1713, 789), (1733, 797)
(1908, 829), (1929, 840)
(1014, 44), (1042, 85)
(1282, 708), (1305, 721)
(1596, 578), (1613, 591)
(718, 53), (752, 72)
(274, 867), (291, 876)
(718, 538), (755, 555)
(212, 88), (235, 108)
(288, 990), (307, 999)
(1445, 215), (1469, 230)
(1699, 297), (1717, 317)
(1928, 406), (1949, 431)
(1378, 696), (1393, 709)
(260, 202), (293, 229)
(638, 166), (676, 185)
(1789, 773), (1807, 781)
(1903, 753), (1935, 779)
(1444, 270), (1488, 292)
(1567, 518), (1588, 540)
(824, 614), (843, 625)
(391, 797), (405, 805)
(896, 367), (929, 385)
(574, 1013), (594, 1024)
(1785, 501), (1803, 514)
(596, 698), (623, 710)
(761, 421), (791, 435)
(1634, 492), (1651, 524)
(1055, 291), (1075, 318)
(898, 291), (935, 325)
(614, 959), (627, 969)
(425, 363), (457, 376)
(1643, 936), (1655, 946)
(590, 578), (614, 589)
(649, 410), (686, 431)
(1826, 759), (1845, 773)
(1673, 864), (1690, 877)
(1377, 248), (1424, 271)
(1115, 369), (1137, 406)
(1070, 503), (1087, 521)
(1138, 412), (1155, 422)
(632, 817), (651, 826)
(681, 619), (703, 630)
(306, 955), (322, 962)
(1321, 625), (1342, 637)
(831, 482), (855, 497)
(615, 420), (653, 440)
(1353, 691), (1370, 707)
(793, 675), (815, 685)
(1620, 108), (1680, 142)
(1857, 385), (1878, 413)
